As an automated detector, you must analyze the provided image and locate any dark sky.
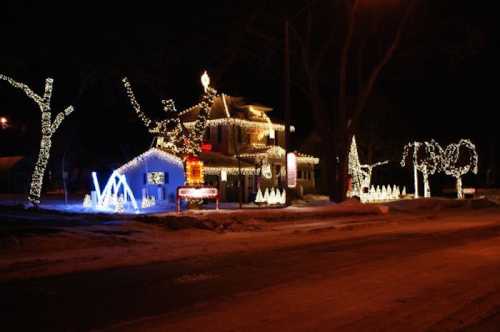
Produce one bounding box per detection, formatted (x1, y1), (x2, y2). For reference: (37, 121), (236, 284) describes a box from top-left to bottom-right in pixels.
(0, 0), (497, 174)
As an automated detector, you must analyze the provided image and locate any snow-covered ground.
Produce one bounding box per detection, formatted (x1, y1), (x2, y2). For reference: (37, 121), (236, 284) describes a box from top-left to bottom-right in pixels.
(1, 196), (497, 283)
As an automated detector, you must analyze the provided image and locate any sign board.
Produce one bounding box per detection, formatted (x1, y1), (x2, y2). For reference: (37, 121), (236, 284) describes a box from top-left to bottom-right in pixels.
(176, 186), (219, 212)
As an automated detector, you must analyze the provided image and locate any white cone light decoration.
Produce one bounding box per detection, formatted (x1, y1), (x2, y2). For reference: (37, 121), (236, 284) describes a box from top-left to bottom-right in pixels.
(255, 188), (264, 204)
(263, 188), (270, 203)
(281, 189), (287, 205)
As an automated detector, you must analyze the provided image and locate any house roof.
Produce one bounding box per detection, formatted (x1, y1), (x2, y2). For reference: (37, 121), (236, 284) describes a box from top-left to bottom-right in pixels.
(116, 148), (183, 175)
(180, 94), (278, 125)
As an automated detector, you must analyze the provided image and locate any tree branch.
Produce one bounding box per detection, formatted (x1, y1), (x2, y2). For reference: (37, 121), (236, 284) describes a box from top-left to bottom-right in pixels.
(349, 0), (419, 129)
(0, 73), (44, 107)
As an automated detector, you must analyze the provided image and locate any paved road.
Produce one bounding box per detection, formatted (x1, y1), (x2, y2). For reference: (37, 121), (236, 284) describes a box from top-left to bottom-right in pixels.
(3, 215), (500, 331)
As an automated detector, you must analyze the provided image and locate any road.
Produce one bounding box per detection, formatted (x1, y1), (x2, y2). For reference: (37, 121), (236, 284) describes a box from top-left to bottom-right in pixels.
(3, 209), (500, 331)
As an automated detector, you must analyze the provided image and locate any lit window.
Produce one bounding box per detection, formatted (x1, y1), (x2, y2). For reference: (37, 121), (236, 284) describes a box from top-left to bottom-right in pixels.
(147, 172), (165, 185)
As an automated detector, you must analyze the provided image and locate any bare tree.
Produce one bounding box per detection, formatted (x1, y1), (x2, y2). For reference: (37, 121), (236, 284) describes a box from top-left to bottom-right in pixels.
(247, 0), (419, 201)
(0, 74), (75, 205)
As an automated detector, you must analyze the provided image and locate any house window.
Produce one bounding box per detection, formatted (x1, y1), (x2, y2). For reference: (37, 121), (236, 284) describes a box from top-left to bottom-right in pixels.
(298, 170), (303, 179)
(205, 127), (211, 141)
(217, 125), (222, 144)
(275, 133), (279, 146)
(146, 172), (166, 185)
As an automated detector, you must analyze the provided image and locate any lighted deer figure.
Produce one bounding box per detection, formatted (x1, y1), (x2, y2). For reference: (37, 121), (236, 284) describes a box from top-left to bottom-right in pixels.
(401, 140), (443, 198)
(442, 139), (478, 199)
(360, 161), (389, 193)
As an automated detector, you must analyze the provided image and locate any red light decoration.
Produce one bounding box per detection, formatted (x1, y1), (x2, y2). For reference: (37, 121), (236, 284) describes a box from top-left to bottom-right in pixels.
(186, 155), (205, 186)
(201, 143), (213, 152)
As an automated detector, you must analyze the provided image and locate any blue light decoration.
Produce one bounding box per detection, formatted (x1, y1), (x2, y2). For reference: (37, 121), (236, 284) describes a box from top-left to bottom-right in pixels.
(86, 149), (185, 214)
(88, 171), (139, 213)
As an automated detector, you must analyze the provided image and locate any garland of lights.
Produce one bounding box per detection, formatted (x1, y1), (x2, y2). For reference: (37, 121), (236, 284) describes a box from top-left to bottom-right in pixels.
(401, 140), (443, 198)
(0, 74), (75, 205)
(442, 139), (478, 199)
(121, 77), (153, 128)
(204, 166), (258, 176)
(115, 148), (183, 175)
(183, 118), (288, 132)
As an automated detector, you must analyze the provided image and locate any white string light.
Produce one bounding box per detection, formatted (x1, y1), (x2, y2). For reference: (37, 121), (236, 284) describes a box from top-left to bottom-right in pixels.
(401, 140), (443, 198)
(348, 136), (389, 198)
(0, 74), (75, 205)
(115, 148), (183, 175)
(204, 166), (258, 176)
(442, 139), (478, 199)
(183, 118), (287, 132)
(123, 73), (217, 157)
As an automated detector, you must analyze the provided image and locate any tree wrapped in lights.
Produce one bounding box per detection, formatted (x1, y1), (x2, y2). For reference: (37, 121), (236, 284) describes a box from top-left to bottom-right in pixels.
(122, 72), (217, 157)
(442, 139), (478, 199)
(0, 74), (75, 205)
(401, 140), (443, 198)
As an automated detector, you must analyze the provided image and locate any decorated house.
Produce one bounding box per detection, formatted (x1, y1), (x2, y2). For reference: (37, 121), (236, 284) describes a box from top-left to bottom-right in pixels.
(123, 73), (319, 206)
(115, 148), (185, 205)
(157, 94), (319, 203)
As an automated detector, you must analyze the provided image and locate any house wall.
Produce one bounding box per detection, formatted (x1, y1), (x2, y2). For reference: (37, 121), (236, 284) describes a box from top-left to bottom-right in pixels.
(121, 155), (185, 204)
(297, 164), (316, 195)
(205, 125), (286, 155)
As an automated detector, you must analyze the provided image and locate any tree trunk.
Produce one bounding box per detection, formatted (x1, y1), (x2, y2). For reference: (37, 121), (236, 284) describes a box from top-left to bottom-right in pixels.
(28, 135), (52, 205)
(423, 170), (431, 198)
(336, 132), (351, 202)
(456, 177), (463, 199)
(413, 165), (419, 199)
(327, 129), (338, 202)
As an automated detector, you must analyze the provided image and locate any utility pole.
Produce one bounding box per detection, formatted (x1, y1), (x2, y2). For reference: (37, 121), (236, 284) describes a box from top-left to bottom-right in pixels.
(284, 19), (292, 205)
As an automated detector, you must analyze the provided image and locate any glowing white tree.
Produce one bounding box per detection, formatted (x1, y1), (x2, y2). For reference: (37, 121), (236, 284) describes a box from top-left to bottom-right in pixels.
(0, 74), (75, 205)
(442, 139), (478, 199)
(348, 136), (364, 196)
(401, 140), (443, 198)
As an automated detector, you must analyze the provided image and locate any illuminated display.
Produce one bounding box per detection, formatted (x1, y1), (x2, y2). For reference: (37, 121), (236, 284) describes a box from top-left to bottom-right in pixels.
(287, 153), (297, 189)
(176, 186), (220, 212)
(178, 187), (218, 199)
(186, 156), (205, 185)
(147, 172), (165, 185)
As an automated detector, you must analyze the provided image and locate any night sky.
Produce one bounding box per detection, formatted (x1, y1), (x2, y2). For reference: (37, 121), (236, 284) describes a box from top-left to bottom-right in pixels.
(1, 1), (497, 186)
